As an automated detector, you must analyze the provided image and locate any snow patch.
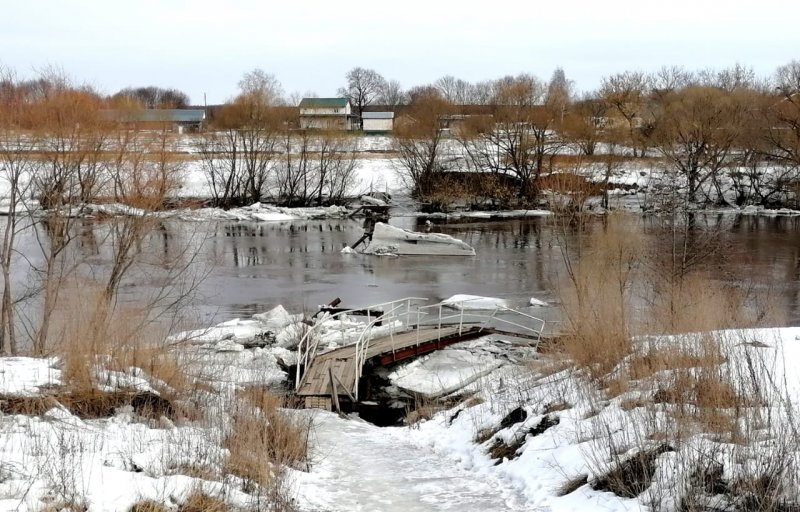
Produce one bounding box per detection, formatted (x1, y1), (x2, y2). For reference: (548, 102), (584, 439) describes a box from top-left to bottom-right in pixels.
(443, 294), (509, 310)
(0, 357), (61, 395)
(389, 348), (504, 397)
(252, 304), (301, 332)
(364, 223), (476, 256)
(529, 297), (548, 307)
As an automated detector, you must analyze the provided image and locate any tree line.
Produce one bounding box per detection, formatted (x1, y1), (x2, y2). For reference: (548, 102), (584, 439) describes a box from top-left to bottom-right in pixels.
(375, 62), (800, 211)
(4, 61), (800, 212)
(197, 62), (800, 211)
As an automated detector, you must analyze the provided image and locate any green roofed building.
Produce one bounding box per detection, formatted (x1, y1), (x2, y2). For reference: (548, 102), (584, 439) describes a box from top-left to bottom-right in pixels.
(298, 98), (357, 130)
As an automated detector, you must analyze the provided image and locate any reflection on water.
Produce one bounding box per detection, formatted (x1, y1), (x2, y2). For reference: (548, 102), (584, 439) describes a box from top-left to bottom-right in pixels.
(9, 213), (800, 329)
(171, 214), (800, 327)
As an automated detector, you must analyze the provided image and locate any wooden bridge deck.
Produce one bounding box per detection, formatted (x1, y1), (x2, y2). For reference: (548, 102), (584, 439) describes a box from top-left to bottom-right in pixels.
(297, 325), (480, 400)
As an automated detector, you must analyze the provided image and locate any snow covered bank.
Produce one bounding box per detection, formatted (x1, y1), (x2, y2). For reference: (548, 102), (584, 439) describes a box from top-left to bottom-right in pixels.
(398, 327), (800, 511)
(363, 222), (476, 256)
(739, 204), (800, 217)
(417, 209), (552, 220)
(168, 202), (352, 223)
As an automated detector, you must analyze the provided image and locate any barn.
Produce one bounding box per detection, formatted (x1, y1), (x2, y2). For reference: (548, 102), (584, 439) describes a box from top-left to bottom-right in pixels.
(103, 109), (206, 132)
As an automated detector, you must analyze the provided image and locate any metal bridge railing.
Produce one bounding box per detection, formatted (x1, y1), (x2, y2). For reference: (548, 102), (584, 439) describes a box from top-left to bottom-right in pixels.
(294, 297), (428, 390)
(295, 296), (546, 395)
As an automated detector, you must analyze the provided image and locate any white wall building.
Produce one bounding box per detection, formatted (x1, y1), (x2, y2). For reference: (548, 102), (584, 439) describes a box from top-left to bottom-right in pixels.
(298, 98), (355, 130)
(361, 112), (394, 133)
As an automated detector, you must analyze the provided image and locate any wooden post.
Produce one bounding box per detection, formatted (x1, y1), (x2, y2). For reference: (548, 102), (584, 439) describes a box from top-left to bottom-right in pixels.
(329, 367), (341, 414)
(334, 374), (356, 403)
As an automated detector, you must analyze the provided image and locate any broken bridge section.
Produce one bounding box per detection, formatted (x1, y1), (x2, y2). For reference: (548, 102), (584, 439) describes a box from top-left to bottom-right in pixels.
(294, 298), (544, 411)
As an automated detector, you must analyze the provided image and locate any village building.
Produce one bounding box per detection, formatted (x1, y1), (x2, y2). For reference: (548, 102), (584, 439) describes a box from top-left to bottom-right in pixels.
(299, 98), (357, 130)
(361, 111), (394, 133)
(102, 108), (206, 132)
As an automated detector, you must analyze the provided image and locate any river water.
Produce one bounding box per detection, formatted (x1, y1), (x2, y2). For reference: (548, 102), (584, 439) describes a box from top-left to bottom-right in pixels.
(9, 212), (800, 332)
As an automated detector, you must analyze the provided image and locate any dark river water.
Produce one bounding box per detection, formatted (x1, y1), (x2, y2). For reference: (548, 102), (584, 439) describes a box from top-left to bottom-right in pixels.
(177, 215), (563, 325)
(10, 212), (800, 332)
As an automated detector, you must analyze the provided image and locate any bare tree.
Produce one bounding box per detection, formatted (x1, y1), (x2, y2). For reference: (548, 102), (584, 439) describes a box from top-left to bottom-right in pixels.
(697, 63), (757, 92)
(379, 79), (406, 107)
(600, 71), (652, 157)
(198, 71), (286, 207)
(652, 65), (694, 96)
(0, 67), (37, 354)
(547, 68), (573, 117)
(394, 92), (455, 206)
(486, 73), (565, 198)
(471, 80), (495, 105)
(650, 86), (747, 204)
(435, 76), (474, 105)
(238, 69), (285, 106)
(562, 93), (607, 156)
(338, 67), (387, 115)
(406, 84), (442, 104)
(767, 61), (800, 168)
(274, 130), (359, 206)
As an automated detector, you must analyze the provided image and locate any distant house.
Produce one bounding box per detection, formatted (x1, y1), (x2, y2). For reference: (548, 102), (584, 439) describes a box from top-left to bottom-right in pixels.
(361, 112), (394, 133)
(102, 109), (206, 133)
(298, 98), (356, 130)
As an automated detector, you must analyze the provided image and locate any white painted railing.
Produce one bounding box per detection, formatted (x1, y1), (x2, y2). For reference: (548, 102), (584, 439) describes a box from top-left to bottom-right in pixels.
(295, 296), (546, 396)
(415, 300), (545, 343)
(295, 297), (429, 390)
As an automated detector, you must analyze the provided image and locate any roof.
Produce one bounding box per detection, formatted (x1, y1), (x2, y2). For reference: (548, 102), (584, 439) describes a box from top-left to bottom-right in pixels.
(299, 97), (349, 108)
(103, 109), (206, 123)
(361, 112), (394, 119)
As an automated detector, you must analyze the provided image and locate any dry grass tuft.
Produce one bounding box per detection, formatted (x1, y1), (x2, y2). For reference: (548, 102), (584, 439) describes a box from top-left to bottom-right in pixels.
(57, 295), (192, 397)
(178, 492), (229, 512)
(556, 474), (589, 496)
(128, 500), (170, 512)
(224, 387), (310, 489)
(41, 282), (203, 424)
(555, 216), (642, 380)
(627, 338), (725, 383)
(0, 389), (177, 420)
(39, 501), (88, 512)
(591, 445), (674, 498)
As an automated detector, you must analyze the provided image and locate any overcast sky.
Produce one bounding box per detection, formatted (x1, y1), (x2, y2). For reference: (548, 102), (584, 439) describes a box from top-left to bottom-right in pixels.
(2, 0), (799, 104)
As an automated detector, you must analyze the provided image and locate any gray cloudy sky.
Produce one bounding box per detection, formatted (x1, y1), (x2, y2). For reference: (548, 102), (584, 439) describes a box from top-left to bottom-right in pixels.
(2, 0), (798, 104)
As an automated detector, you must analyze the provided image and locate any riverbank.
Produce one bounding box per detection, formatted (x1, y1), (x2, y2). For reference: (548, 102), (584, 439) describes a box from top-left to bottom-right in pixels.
(3, 299), (800, 511)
